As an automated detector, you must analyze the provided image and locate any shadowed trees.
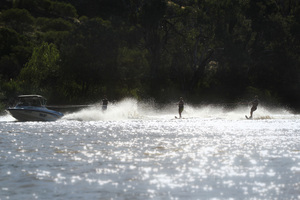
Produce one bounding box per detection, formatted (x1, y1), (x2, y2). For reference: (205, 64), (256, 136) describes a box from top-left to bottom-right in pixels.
(0, 0), (299, 109)
(60, 18), (119, 101)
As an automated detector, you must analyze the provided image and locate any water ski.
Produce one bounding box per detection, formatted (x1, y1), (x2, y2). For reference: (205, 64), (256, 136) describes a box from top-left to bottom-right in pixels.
(245, 115), (252, 120)
(175, 116), (186, 119)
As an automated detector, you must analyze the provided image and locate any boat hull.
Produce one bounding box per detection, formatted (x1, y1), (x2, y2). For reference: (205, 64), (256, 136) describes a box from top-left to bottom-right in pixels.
(7, 108), (63, 122)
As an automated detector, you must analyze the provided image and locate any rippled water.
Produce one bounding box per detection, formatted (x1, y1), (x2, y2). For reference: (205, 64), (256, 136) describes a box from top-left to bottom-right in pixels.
(1, 99), (300, 200)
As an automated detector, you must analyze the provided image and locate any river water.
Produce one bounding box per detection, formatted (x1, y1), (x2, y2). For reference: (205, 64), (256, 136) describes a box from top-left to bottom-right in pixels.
(1, 99), (300, 200)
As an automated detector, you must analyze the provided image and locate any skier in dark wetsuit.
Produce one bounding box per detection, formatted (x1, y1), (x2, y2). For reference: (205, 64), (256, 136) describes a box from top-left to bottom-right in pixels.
(248, 96), (259, 119)
(102, 95), (108, 111)
(178, 97), (184, 118)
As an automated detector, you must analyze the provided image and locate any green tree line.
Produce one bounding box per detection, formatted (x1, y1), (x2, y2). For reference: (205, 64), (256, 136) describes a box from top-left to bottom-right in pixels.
(0, 0), (299, 110)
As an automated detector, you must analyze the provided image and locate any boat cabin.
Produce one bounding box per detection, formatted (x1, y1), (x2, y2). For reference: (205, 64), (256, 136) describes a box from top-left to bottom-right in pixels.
(16, 95), (47, 107)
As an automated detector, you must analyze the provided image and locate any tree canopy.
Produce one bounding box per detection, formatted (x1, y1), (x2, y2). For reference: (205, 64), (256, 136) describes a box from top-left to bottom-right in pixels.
(0, 0), (299, 110)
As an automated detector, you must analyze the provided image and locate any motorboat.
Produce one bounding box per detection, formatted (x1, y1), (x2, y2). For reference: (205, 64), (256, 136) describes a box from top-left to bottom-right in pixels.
(7, 95), (64, 121)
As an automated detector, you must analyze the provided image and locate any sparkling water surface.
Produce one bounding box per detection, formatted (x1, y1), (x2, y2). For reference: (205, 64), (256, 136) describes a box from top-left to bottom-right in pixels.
(1, 100), (300, 200)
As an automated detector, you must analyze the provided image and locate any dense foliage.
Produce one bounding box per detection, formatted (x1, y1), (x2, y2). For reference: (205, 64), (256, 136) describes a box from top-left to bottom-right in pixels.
(0, 0), (299, 110)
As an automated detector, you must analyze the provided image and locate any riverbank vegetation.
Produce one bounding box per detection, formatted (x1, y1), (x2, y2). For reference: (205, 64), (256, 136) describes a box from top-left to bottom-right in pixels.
(0, 0), (299, 110)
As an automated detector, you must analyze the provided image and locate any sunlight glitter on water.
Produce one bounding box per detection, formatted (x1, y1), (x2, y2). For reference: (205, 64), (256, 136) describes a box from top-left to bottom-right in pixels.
(0, 99), (300, 199)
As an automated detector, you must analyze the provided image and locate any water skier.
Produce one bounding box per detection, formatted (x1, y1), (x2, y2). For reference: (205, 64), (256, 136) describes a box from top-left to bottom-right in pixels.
(177, 97), (184, 118)
(246, 96), (259, 119)
(102, 95), (108, 111)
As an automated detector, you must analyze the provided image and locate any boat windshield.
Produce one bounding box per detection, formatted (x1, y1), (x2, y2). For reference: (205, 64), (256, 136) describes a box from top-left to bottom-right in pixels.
(16, 97), (45, 107)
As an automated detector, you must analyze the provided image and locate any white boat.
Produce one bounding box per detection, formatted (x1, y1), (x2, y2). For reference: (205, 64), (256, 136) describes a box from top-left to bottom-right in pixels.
(7, 95), (64, 121)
